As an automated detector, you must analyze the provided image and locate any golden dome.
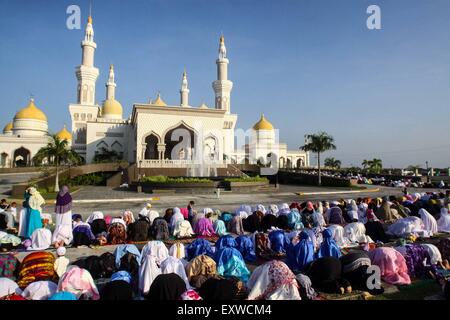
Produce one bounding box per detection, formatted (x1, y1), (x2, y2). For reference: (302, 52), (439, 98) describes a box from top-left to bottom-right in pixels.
(253, 114), (274, 131)
(102, 98), (123, 116)
(3, 122), (13, 133)
(14, 99), (48, 122)
(56, 125), (72, 141)
(152, 94), (167, 107)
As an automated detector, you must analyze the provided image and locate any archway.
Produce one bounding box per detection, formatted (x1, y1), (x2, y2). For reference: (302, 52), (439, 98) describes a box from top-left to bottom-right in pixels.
(14, 147), (30, 167)
(204, 135), (218, 161)
(144, 134), (159, 160)
(286, 158), (292, 169)
(279, 157), (285, 169)
(164, 123), (195, 160)
(1, 153), (8, 167)
(296, 158), (305, 168)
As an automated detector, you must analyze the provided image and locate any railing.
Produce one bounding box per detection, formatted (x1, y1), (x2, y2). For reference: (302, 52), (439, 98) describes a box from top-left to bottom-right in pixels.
(139, 159), (227, 168)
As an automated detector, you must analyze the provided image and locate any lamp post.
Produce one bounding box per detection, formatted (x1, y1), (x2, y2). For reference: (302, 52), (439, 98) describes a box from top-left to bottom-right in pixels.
(425, 161), (430, 183)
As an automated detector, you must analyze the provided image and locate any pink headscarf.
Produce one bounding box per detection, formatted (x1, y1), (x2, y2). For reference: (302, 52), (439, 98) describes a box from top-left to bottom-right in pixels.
(57, 266), (100, 300)
(194, 218), (216, 237)
(368, 247), (411, 285)
(180, 208), (189, 219)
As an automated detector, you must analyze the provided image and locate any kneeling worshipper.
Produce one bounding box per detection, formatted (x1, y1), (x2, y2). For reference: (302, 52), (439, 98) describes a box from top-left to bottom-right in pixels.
(53, 247), (70, 278)
(141, 241), (169, 266)
(139, 203), (159, 225)
(254, 232), (275, 259)
(215, 235), (238, 252)
(394, 242), (440, 279)
(86, 211), (107, 237)
(150, 217), (170, 240)
(28, 224), (52, 251)
(17, 251), (57, 289)
(146, 273), (186, 300)
(199, 276), (247, 300)
(326, 224), (350, 248)
(267, 204), (279, 216)
(215, 247), (251, 282)
(52, 223), (73, 248)
(243, 211), (264, 233)
(72, 214), (96, 247)
(100, 271), (133, 300)
(173, 219), (195, 239)
(185, 255), (218, 288)
(438, 207), (450, 233)
(160, 256), (191, 289)
(276, 215), (289, 230)
(0, 278), (22, 298)
(25, 187), (45, 238)
(194, 217), (216, 237)
(261, 213), (278, 231)
(186, 238), (214, 261)
(364, 209), (388, 243)
(247, 260), (301, 300)
(419, 208), (439, 236)
(344, 222), (371, 244)
(230, 215), (245, 235)
(214, 219), (228, 236)
(317, 228), (341, 259)
(421, 243), (444, 266)
(57, 265), (100, 300)
(295, 273), (318, 300)
(169, 242), (186, 260)
(268, 229), (290, 255)
(139, 255), (161, 296)
(235, 235), (256, 262)
(0, 230), (22, 248)
(287, 231), (315, 272)
(48, 291), (78, 300)
(107, 218), (127, 244)
(278, 203), (291, 216)
(21, 281), (57, 300)
(287, 209), (303, 230)
(54, 185), (73, 241)
(368, 247), (411, 285)
(170, 207), (185, 233)
(340, 251), (384, 295)
(121, 210), (135, 227)
(0, 254), (20, 280)
(305, 256), (352, 294)
(127, 210), (151, 242)
(387, 216), (425, 238)
(325, 203), (345, 225)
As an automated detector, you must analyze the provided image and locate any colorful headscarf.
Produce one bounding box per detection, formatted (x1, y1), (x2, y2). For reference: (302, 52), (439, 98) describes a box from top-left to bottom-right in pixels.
(287, 231), (315, 272)
(317, 228), (341, 259)
(55, 186), (72, 214)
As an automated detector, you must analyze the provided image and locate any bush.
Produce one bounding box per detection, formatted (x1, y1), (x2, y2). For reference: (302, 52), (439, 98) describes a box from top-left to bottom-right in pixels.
(62, 172), (113, 186)
(224, 176), (269, 183)
(142, 176), (213, 184)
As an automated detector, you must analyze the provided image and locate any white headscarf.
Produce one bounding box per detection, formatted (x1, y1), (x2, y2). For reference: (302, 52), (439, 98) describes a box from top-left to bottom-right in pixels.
(327, 224), (350, 248)
(344, 222), (367, 243)
(22, 281), (57, 300)
(236, 210), (248, 219)
(254, 204), (267, 214)
(170, 208), (185, 231)
(139, 255), (161, 295)
(0, 278), (22, 298)
(173, 220), (195, 238)
(169, 242), (186, 260)
(317, 202), (324, 215)
(160, 256), (191, 289)
(28, 228), (52, 251)
(52, 224), (73, 245)
(141, 240), (169, 266)
(121, 210), (135, 224)
(387, 216), (425, 237)
(437, 207), (450, 233)
(86, 211), (104, 224)
(268, 204), (279, 216)
(111, 218), (127, 230)
(278, 203), (290, 216)
(420, 243), (442, 265)
(28, 187), (45, 212)
(203, 208), (214, 215)
(419, 209), (438, 236)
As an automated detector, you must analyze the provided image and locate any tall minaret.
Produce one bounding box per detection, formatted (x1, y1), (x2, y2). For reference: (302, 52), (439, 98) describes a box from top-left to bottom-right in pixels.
(75, 15), (99, 106)
(180, 69), (189, 107)
(212, 35), (233, 114)
(106, 64), (116, 100)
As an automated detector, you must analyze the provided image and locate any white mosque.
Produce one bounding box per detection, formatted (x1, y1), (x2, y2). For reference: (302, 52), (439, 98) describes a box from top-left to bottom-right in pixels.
(0, 16), (309, 172)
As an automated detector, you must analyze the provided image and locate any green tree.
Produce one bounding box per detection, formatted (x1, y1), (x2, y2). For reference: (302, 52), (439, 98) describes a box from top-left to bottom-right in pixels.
(367, 158), (383, 174)
(93, 147), (122, 163)
(324, 157), (341, 169)
(300, 132), (337, 186)
(362, 159), (369, 169)
(33, 135), (82, 192)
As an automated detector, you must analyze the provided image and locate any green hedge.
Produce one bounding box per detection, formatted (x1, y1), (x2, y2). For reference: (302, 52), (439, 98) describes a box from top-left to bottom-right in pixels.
(142, 176), (213, 184)
(61, 172), (112, 186)
(224, 176), (269, 183)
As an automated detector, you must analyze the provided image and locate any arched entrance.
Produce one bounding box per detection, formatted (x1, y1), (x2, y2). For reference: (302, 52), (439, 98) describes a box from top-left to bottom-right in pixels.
(204, 135), (218, 161)
(279, 157), (285, 169)
(1, 153), (8, 167)
(14, 147), (30, 167)
(144, 134), (159, 160)
(164, 124), (195, 160)
(296, 158), (305, 168)
(286, 158), (292, 169)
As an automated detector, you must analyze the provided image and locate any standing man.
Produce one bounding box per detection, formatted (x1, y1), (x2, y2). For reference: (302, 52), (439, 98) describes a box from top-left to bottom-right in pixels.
(187, 201), (195, 223)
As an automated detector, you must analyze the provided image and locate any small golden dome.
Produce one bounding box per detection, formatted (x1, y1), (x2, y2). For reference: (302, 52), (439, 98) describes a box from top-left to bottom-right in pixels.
(152, 94), (167, 107)
(220, 35), (225, 44)
(102, 99), (123, 116)
(14, 99), (48, 122)
(56, 125), (72, 141)
(3, 122), (13, 133)
(253, 114), (274, 131)
(88, 15), (93, 24)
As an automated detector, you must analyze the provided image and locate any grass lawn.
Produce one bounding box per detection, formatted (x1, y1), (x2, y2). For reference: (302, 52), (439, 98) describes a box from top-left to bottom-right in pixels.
(371, 279), (442, 300)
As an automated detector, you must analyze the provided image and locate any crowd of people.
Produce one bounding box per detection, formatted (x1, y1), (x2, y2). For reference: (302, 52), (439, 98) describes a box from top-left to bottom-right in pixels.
(1, 186), (450, 300)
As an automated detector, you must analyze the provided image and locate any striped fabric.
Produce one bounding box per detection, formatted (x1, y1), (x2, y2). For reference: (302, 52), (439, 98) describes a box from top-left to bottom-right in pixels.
(17, 252), (57, 289)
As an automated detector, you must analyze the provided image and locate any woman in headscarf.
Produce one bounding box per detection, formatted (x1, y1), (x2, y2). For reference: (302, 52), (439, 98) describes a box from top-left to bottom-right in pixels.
(267, 204), (279, 216)
(17, 251), (57, 289)
(277, 203), (291, 216)
(100, 271), (133, 300)
(268, 229), (290, 255)
(215, 235), (237, 252)
(326, 224), (350, 248)
(214, 219), (228, 236)
(344, 222), (368, 244)
(199, 277), (246, 300)
(173, 219), (195, 239)
(287, 231), (315, 272)
(296, 274), (318, 300)
(0, 254), (20, 280)
(150, 217), (170, 241)
(191, 208), (208, 230)
(186, 238), (214, 261)
(235, 235), (256, 262)
(163, 208), (174, 225)
(375, 198), (396, 222)
(364, 209), (388, 243)
(194, 217), (216, 238)
(221, 212), (233, 230)
(169, 242), (186, 260)
(146, 273), (187, 300)
(317, 228), (341, 259)
(28, 226), (52, 251)
(0, 278), (22, 299)
(121, 210), (135, 227)
(325, 203), (345, 225)
(387, 215), (425, 238)
(438, 206), (450, 233)
(127, 210), (151, 242)
(306, 256), (351, 294)
(345, 199), (359, 222)
(243, 211), (264, 233)
(276, 214), (289, 230)
(230, 215), (245, 235)
(72, 214), (96, 247)
(160, 256), (191, 289)
(247, 260), (301, 300)
(57, 265), (100, 300)
(141, 241), (168, 266)
(54, 185), (73, 245)
(254, 232), (275, 260)
(368, 247), (411, 285)
(139, 255), (161, 296)
(287, 209), (303, 230)
(21, 281), (57, 300)
(215, 247), (251, 282)
(419, 208), (438, 236)
(261, 213), (278, 231)
(25, 187), (45, 238)
(301, 201), (315, 228)
(394, 243), (437, 279)
(107, 218), (127, 244)
(86, 211), (107, 236)
(185, 255), (217, 288)
(170, 207), (185, 233)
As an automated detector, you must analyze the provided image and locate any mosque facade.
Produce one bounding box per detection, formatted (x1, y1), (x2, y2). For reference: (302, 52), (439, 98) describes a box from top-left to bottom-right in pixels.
(0, 16), (309, 172)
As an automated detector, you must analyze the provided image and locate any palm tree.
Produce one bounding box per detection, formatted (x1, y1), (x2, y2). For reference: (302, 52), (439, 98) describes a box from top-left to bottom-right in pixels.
(362, 159), (369, 170)
(367, 158), (383, 174)
(93, 147), (121, 163)
(33, 135), (82, 192)
(324, 157), (341, 169)
(300, 132), (336, 186)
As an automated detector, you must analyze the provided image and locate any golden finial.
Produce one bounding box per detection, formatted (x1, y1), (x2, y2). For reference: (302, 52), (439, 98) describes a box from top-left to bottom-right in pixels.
(220, 35), (225, 44)
(110, 64), (114, 70)
(88, 16), (93, 24)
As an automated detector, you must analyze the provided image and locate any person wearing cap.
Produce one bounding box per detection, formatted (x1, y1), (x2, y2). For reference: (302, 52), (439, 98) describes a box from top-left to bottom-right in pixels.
(54, 247), (70, 277)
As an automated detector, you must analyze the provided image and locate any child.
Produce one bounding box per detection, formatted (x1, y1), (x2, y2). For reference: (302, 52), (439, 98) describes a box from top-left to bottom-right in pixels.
(54, 246), (70, 278)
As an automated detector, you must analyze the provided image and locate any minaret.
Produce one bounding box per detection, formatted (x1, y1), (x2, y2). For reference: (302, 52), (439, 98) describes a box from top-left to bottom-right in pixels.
(75, 14), (99, 106)
(180, 69), (189, 107)
(106, 64), (116, 100)
(212, 35), (233, 114)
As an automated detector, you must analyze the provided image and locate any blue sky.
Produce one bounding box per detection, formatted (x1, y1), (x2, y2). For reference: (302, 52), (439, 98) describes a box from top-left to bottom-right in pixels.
(1, 0), (450, 168)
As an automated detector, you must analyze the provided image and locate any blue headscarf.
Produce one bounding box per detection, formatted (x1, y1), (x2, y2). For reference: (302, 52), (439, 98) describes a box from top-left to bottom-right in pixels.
(268, 230), (290, 254)
(235, 235), (256, 262)
(215, 247), (251, 282)
(287, 210), (304, 230)
(114, 244), (142, 269)
(287, 231), (315, 272)
(317, 228), (341, 259)
(48, 292), (78, 300)
(214, 220), (228, 236)
(111, 270), (132, 284)
(221, 212), (233, 223)
(186, 238), (214, 261)
(215, 235), (238, 252)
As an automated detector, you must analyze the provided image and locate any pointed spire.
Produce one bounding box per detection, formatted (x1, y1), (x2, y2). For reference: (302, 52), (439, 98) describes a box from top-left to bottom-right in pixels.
(108, 64), (115, 83)
(88, 0), (93, 24)
(106, 64), (117, 100)
(219, 34), (227, 59)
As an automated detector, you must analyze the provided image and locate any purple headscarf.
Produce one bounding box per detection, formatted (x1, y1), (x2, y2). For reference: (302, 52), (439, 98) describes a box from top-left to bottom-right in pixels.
(55, 185), (72, 214)
(194, 218), (216, 237)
